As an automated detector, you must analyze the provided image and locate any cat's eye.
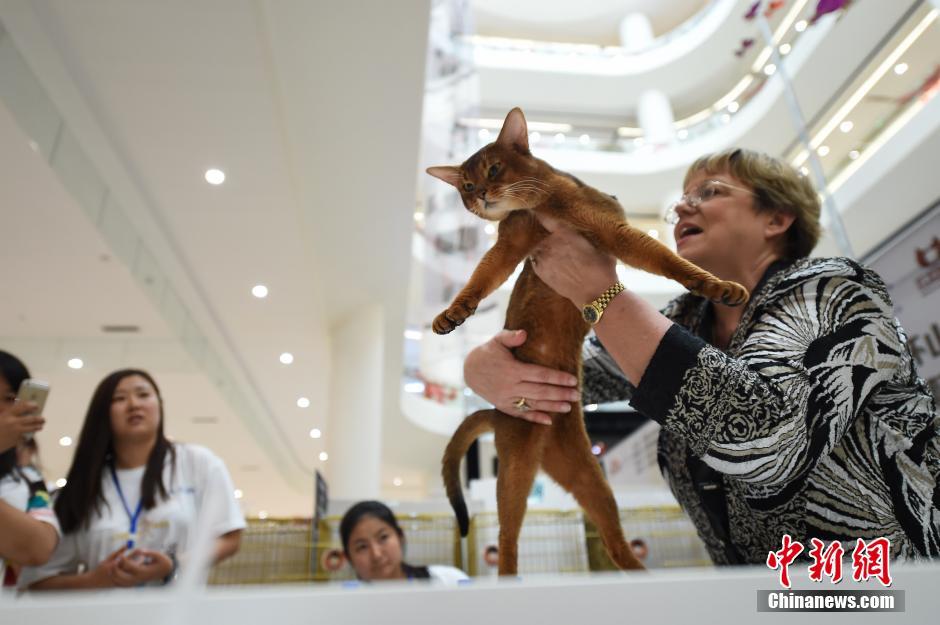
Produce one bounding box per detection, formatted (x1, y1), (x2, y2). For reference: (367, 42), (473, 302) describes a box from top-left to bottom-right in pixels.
(463, 182), (475, 192)
(487, 164), (500, 179)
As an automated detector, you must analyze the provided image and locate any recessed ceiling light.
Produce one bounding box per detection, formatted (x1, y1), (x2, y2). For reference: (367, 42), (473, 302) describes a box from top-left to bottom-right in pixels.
(727, 101), (740, 113)
(647, 229), (659, 239)
(59, 436), (72, 447)
(795, 20), (808, 32)
(484, 223), (496, 235)
(894, 62), (908, 75)
(529, 131), (541, 143)
(848, 150), (860, 160)
(309, 428), (322, 439)
(393, 477), (403, 487)
(839, 120), (854, 133)
(205, 168), (225, 185)
(258, 510), (268, 519)
(67, 358), (83, 370)
(234, 489), (243, 499)
(800, 166), (810, 176)
(478, 129), (490, 141)
(279, 352), (294, 365)
(677, 129), (689, 140)
(818, 145), (830, 157)
(297, 397), (310, 408)
(319, 452), (329, 461)
(779, 43), (792, 55)
(413, 212), (424, 223)
(721, 114), (731, 124)
(554, 133), (566, 143)
(764, 64), (777, 76)
(251, 284), (268, 298)
(579, 134), (591, 145)
(55, 478), (67, 488)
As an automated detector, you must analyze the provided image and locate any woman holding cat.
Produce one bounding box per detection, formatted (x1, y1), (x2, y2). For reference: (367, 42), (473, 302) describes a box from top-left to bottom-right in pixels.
(21, 368), (245, 589)
(464, 148), (939, 563)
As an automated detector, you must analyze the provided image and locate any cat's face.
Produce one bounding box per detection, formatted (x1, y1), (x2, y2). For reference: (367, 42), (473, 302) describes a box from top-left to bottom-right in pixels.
(427, 108), (546, 221)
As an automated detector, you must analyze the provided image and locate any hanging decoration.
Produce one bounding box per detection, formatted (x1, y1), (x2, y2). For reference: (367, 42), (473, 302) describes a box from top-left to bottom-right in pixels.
(734, 38), (756, 57)
(810, 0), (852, 24)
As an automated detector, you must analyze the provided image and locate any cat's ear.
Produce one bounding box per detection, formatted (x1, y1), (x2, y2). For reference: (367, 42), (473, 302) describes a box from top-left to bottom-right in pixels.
(426, 166), (462, 188)
(496, 107), (530, 154)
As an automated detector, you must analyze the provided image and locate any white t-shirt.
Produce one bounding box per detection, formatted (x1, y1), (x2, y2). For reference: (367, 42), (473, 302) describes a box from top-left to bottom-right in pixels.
(427, 565), (469, 584)
(0, 465), (61, 583)
(19, 443), (245, 588)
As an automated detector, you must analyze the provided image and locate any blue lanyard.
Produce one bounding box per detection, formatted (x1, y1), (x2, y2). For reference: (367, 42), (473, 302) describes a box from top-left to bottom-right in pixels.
(109, 465), (143, 549)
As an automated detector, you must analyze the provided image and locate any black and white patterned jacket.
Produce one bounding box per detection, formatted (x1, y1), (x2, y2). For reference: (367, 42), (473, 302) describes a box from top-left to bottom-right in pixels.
(583, 257), (940, 563)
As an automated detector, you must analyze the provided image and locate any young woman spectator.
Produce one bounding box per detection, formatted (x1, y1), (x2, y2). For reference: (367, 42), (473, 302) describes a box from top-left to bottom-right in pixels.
(340, 500), (468, 583)
(22, 368), (244, 589)
(0, 351), (59, 584)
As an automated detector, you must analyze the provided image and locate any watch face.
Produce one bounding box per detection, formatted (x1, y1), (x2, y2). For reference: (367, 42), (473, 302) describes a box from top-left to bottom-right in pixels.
(582, 305), (599, 324)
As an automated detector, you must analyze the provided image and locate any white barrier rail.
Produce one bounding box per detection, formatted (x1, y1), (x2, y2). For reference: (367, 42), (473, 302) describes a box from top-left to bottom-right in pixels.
(3, 562), (938, 625)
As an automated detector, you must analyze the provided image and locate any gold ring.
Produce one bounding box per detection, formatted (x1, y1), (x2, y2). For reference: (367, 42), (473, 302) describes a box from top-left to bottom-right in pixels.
(514, 397), (531, 412)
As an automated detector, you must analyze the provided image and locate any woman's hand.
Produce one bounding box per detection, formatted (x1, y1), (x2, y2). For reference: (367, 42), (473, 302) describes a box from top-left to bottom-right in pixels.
(530, 214), (619, 307)
(464, 329), (580, 425)
(86, 546), (126, 588)
(0, 400), (44, 453)
(111, 549), (174, 587)
(86, 547), (173, 588)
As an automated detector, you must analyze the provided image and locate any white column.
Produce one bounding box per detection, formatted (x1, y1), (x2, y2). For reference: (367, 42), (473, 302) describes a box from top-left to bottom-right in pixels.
(326, 304), (384, 499)
(619, 13), (654, 53)
(637, 89), (676, 146)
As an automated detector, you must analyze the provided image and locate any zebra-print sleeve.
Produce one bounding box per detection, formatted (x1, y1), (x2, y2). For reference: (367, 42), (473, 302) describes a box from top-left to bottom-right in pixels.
(631, 268), (904, 491)
(581, 335), (635, 405)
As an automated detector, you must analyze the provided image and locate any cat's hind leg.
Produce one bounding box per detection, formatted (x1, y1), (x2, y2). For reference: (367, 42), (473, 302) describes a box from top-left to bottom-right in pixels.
(541, 411), (645, 571)
(493, 417), (548, 576)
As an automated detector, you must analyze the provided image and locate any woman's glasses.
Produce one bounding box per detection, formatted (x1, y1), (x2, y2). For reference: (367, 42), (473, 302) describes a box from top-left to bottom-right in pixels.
(664, 179), (757, 225)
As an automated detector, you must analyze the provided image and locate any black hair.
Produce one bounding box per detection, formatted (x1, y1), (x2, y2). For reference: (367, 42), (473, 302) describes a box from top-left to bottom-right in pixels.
(339, 500), (430, 580)
(54, 369), (176, 534)
(0, 350), (32, 480)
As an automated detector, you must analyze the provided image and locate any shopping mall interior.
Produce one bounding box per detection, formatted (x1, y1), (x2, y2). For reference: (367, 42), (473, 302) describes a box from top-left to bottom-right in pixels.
(1, 0), (939, 622)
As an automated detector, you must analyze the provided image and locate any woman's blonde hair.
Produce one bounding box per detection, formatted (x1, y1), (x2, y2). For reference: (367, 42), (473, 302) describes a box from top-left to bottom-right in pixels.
(684, 148), (822, 259)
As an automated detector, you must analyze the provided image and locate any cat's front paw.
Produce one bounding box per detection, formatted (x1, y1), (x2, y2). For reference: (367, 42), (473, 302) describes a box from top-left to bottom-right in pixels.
(701, 280), (749, 306)
(432, 302), (477, 334)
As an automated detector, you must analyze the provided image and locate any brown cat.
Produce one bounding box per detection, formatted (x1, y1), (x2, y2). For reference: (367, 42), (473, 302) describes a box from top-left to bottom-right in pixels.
(427, 107), (748, 575)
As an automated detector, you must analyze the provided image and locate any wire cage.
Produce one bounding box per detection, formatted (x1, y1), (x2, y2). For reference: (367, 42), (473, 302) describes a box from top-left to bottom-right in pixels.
(467, 510), (590, 577)
(209, 507), (707, 584)
(209, 518), (317, 586)
(584, 505), (713, 571)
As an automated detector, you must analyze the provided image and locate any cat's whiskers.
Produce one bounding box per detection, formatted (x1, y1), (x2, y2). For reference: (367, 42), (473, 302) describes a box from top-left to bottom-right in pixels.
(502, 185), (548, 200)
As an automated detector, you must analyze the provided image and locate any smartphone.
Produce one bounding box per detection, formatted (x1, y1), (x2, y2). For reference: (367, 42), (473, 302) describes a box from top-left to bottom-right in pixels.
(16, 379), (50, 440)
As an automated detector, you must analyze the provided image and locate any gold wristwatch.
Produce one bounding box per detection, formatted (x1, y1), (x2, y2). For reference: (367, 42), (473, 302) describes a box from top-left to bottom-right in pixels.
(581, 282), (625, 325)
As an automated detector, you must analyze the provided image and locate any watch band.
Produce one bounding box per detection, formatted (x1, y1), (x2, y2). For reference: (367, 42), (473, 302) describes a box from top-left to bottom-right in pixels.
(581, 282), (625, 325)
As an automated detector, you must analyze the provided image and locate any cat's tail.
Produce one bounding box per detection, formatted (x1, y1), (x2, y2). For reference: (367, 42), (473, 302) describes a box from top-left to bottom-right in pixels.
(442, 409), (495, 537)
